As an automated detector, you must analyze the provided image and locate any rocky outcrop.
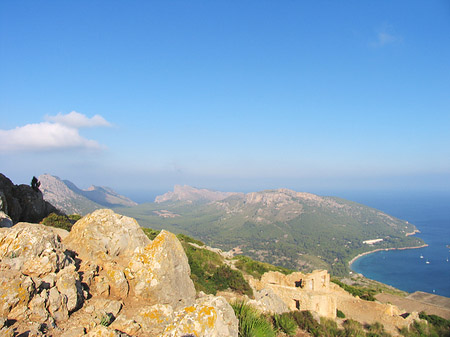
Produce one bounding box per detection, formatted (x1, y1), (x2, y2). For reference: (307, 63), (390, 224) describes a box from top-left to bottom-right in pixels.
(63, 209), (150, 263)
(0, 174), (57, 224)
(0, 209), (237, 337)
(126, 230), (196, 308)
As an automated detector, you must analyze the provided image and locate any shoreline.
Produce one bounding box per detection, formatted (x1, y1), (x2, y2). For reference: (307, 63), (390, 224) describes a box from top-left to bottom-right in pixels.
(348, 244), (429, 268)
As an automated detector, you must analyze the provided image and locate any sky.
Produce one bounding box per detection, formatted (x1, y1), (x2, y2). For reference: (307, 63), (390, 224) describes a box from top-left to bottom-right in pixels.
(1, 1), (449, 202)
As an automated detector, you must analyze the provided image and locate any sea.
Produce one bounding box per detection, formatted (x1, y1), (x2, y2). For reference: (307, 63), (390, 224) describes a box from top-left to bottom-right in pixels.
(343, 191), (450, 298)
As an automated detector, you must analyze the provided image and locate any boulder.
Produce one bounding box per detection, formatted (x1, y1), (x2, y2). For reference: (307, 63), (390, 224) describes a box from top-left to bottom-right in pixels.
(0, 211), (12, 228)
(63, 209), (150, 265)
(0, 222), (74, 276)
(161, 295), (239, 337)
(0, 174), (57, 224)
(126, 230), (196, 309)
(111, 304), (174, 336)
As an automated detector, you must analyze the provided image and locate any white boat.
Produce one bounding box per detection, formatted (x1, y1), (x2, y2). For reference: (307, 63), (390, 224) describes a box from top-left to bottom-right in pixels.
(426, 260), (430, 264)
(420, 255), (424, 259)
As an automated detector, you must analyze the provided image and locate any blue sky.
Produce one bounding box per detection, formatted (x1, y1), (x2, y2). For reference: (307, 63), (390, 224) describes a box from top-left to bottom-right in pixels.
(1, 1), (449, 201)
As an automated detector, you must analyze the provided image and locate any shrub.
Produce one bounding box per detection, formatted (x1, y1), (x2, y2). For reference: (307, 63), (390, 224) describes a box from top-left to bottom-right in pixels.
(342, 319), (365, 337)
(40, 213), (80, 231)
(231, 301), (276, 337)
(272, 313), (297, 336)
(212, 265), (253, 297)
(336, 309), (346, 318)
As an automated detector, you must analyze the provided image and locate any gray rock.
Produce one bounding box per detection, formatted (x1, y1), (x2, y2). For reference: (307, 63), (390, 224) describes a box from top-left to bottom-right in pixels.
(56, 265), (84, 313)
(126, 230), (196, 309)
(63, 209), (150, 265)
(0, 211), (12, 228)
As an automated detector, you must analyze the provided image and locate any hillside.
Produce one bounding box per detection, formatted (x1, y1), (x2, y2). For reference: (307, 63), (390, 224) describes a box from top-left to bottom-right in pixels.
(117, 186), (425, 276)
(3, 208), (444, 337)
(39, 174), (137, 215)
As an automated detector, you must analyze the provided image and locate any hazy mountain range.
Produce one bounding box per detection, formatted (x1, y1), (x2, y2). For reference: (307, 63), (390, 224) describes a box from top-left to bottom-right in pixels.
(39, 174), (137, 215)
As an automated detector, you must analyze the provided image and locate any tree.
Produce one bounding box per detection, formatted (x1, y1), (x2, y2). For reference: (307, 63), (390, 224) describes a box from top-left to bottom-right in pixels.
(31, 176), (41, 192)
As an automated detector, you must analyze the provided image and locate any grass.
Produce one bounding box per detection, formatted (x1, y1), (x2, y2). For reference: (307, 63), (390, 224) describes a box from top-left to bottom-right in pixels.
(272, 313), (297, 336)
(231, 301), (276, 337)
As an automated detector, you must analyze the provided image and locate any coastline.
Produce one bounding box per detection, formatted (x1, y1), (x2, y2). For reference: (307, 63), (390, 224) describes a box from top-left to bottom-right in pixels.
(348, 244), (429, 269)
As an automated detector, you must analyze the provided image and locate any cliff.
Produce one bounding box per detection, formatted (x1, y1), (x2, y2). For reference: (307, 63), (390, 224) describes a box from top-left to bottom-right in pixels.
(0, 173), (57, 225)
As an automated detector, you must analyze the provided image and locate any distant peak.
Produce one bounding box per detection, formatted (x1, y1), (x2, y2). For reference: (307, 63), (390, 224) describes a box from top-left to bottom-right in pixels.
(155, 185), (243, 204)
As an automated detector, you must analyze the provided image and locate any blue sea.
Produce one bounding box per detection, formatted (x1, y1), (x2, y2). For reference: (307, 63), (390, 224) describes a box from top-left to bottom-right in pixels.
(343, 191), (450, 298)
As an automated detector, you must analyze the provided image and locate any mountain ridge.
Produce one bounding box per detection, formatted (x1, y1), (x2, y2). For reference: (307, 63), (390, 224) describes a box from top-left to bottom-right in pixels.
(39, 174), (137, 215)
(118, 185), (424, 276)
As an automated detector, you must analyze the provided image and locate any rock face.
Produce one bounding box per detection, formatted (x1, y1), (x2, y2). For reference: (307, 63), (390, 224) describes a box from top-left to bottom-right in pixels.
(0, 209), (238, 337)
(0, 174), (57, 224)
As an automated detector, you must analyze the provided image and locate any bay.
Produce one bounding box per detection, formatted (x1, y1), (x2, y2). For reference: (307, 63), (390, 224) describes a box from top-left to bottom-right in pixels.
(342, 191), (450, 297)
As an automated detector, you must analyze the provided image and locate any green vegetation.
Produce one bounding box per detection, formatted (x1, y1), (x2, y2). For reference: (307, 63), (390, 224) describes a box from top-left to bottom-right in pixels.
(331, 278), (377, 301)
(233, 255), (293, 280)
(117, 191), (424, 276)
(399, 318), (450, 337)
(141, 227), (161, 240)
(272, 313), (297, 336)
(211, 265), (253, 296)
(336, 309), (346, 318)
(40, 213), (82, 231)
(99, 313), (113, 327)
(231, 301), (276, 337)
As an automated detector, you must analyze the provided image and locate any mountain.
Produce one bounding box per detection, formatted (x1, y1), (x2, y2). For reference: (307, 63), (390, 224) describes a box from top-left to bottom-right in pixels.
(117, 186), (425, 276)
(155, 184), (243, 203)
(39, 174), (137, 215)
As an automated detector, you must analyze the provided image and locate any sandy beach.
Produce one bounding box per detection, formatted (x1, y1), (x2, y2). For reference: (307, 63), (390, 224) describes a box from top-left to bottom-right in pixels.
(348, 244), (429, 268)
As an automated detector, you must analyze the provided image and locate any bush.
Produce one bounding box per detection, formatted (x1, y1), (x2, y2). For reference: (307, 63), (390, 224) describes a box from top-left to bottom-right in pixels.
(399, 313), (450, 337)
(40, 213), (80, 231)
(212, 265), (253, 297)
(342, 319), (365, 337)
(231, 301), (276, 337)
(336, 309), (346, 318)
(272, 313), (297, 336)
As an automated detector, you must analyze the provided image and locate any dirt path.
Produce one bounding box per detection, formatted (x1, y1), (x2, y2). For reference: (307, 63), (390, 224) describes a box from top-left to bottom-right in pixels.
(375, 292), (450, 320)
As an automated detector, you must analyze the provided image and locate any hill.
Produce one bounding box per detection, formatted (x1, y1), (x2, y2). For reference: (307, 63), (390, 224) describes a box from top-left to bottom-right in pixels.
(39, 174), (137, 215)
(117, 186), (425, 276)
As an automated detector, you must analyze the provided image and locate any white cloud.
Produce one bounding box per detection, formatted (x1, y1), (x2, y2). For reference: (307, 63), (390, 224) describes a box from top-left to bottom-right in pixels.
(0, 112), (110, 153)
(45, 111), (111, 128)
